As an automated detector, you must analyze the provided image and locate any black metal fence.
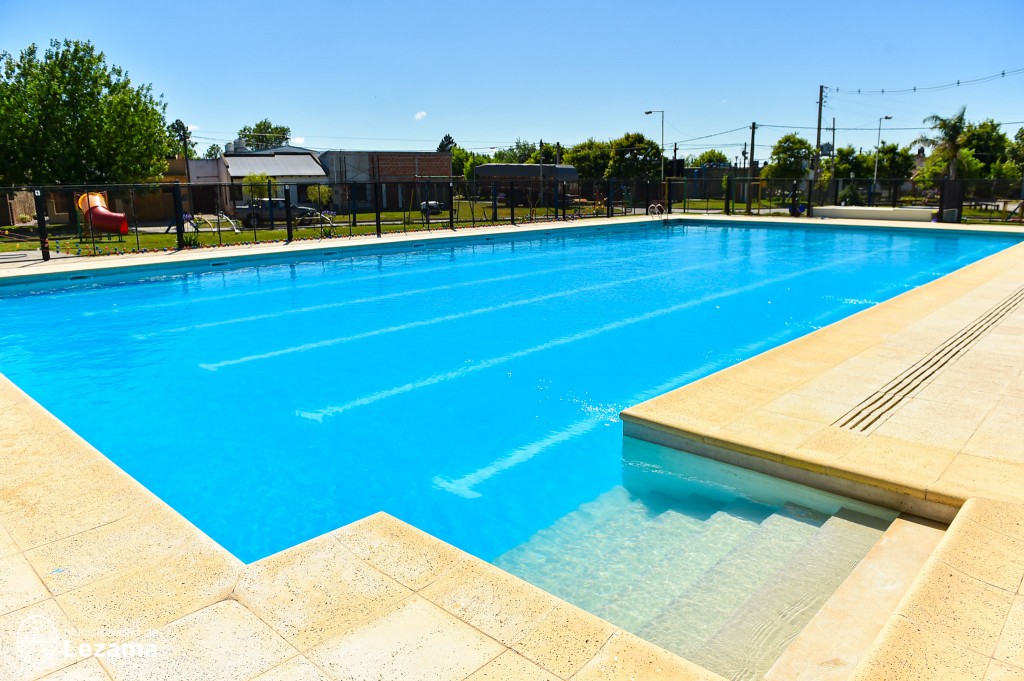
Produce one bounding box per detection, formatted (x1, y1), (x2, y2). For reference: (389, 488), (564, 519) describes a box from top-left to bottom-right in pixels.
(2, 175), (1021, 262)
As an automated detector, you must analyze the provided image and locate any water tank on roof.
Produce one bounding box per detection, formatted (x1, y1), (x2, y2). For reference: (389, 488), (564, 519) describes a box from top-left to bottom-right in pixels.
(225, 141), (235, 153)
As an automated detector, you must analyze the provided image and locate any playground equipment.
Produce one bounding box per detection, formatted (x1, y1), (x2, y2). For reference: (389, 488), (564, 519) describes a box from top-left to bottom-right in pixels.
(77, 192), (128, 235)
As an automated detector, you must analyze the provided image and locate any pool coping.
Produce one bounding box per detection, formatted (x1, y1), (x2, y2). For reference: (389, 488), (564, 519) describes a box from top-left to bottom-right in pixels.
(2, 213), (1023, 679)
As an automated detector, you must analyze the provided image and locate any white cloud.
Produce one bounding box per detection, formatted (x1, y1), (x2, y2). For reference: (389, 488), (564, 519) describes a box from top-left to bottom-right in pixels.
(414, 111), (427, 121)
(187, 124), (199, 131)
(292, 136), (305, 145)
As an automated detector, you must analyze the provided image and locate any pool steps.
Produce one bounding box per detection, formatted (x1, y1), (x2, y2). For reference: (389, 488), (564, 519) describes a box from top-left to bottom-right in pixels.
(495, 490), (888, 680)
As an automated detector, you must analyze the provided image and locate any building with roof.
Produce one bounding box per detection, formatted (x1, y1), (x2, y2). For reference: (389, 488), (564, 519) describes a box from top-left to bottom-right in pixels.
(318, 150), (452, 212)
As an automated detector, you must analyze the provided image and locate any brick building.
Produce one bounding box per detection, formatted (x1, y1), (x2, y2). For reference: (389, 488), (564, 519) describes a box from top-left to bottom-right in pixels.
(318, 150), (452, 212)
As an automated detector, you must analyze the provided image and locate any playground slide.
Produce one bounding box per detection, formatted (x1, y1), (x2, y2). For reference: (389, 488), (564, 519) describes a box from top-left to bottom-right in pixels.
(77, 192), (128, 235)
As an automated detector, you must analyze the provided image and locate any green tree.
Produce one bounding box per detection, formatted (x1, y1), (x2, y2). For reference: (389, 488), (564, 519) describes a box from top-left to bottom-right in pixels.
(167, 119), (196, 159)
(0, 39), (169, 185)
(1007, 128), (1024, 166)
(306, 184), (331, 209)
(563, 139), (611, 179)
(962, 119), (1010, 177)
(203, 144), (222, 159)
(237, 119), (291, 150)
(916, 147), (984, 187)
(451, 146), (470, 178)
(463, 152), (491, 181)
(493, 139), (536, 164)
(605, 132), (661, 179)
(691, 149), (729, 166)
(913, 106), (968, 180)
(437, 133), (456, 153)
(989, 159), (1022, 184)
(761, 133), (813, 179)
(527, 142), (559, 165)
(869, 143), (916, 180)
(242, 172), (277, 200)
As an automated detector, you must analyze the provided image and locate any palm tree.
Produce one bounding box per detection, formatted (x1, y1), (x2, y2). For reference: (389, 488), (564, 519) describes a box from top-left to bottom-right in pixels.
(913, 106), (968, 180)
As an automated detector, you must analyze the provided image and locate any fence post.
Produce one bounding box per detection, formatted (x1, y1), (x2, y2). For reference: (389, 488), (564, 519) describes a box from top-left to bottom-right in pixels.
(491, 182), (498, 222)
(448, 182), (455, 230)
(606, 179), (613, 218)
(725, 176), (732, 215)
(33, 189), (50, 261)
(561, 181), (567, 220)
(284, 186), (293, 242)
(172, 182), (185, 249)
(667, 180), (673, 214)
(510, 182), (515, 224)
(350, 182), (357, 234)
(374, 182), (382, 237)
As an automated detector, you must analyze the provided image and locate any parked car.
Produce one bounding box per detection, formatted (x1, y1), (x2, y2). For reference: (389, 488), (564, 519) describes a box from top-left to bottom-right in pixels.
(420, 200), (443, 215)
(236, 198), (318, 228)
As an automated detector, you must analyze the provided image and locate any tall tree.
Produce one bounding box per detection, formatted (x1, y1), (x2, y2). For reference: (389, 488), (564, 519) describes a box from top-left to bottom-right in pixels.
(605, 132), (661, 179)
(913, 106), (968, 180)
(1008, 128), (1024, 167)
(437, 133), (456, 153)
(237, 119), (291, 150)
(869, 143), (916, 180)
(0, 39), (169, 184)
(527, 142), (559, 165)
(761, 133), (814, 179)
(242, 172), (277, 199)
(203, 144), (222, 159)
(493, 139), (536, 164)
(691, 149), (729, 166)
(962, 119), (1009, 177)
(167, 119), (196, 159)
(563, 139), (611, 179)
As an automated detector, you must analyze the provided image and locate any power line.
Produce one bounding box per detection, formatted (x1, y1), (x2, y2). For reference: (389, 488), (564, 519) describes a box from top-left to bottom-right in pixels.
(831, 66), (1024, 96)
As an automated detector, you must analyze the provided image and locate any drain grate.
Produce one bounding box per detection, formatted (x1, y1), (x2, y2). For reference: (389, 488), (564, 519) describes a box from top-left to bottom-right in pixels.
(835, 284), (1024, 433)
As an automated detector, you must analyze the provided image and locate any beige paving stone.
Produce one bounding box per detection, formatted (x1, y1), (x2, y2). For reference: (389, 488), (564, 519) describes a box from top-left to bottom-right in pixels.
(25, 504), (211, 596)
(464, 650), (558, 681)
(0, 525), (19, 558)
(627, 393), (747, 431)
(0, 553), (49, 616)
(102, 600), (295, 681)
(790, 373), (883, 408)
(333, 512), (467, 591)
(934, 518), (1024, 592)
(961, 498), (1024, 542)
(234, 533), (411, 651)
(871, 411), (977, 451)
(994, 596), (1024, 668)
(0, 598), (83, 681)
(39, 658), (111, 680)
(986, 396), (1024, 427)
(832, 436), (958, 498)
(2, 461), (157, 551)
(572, 630), (725, 681)
(849, 615), (989, 681)
(897, 561), (1014, 657)
(760, 391), (852, 423)
(912, 382), (1004, 411)
(714, 411), (825, 460)
(894, 396), (994, 431)
(962, 427), (1024, 464)
(985, 660), (1024, 681)
(784, 426), (867, 471)
(419, 558), (559, 647)
(766, 515), (946, 681)
(306, 595), (504, 681)
(56, 541), (241, 643)
(930, 455), (1024, 507)
(252, 656), (331, 681)
(510, 601), (615, 679)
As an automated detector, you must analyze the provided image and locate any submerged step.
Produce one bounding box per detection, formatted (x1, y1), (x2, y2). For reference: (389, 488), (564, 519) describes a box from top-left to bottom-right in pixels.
(637, 507), (825, 658)
(688, 508), (889, 681)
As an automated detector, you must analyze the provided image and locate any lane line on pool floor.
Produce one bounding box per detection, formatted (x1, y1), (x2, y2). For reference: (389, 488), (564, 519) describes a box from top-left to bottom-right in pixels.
(200, 253), (751, 371)
(295, 247), (890, 423)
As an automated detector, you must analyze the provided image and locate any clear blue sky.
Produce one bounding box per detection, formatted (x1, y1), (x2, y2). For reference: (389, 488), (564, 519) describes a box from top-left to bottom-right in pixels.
(3, 0), (1023, 162)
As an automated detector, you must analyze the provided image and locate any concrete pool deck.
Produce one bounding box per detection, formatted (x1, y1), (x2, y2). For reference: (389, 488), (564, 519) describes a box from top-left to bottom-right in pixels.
(1, 214), (1023, 680)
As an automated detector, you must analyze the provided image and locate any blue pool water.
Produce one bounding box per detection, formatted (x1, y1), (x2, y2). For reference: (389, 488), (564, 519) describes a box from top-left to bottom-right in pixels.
(0, 222), (1018, 563)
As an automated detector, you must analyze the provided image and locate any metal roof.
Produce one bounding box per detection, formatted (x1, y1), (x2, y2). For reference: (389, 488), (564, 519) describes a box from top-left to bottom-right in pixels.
(223, 153), (327, 179)
(474, 163), (579, 181)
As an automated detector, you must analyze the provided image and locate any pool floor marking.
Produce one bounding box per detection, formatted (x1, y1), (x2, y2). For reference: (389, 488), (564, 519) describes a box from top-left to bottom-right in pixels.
(76, 233), (636, 316)
(296, 247), (889, 423)
(136, 252), (657, 339)
(200, 253), (751, 371)
(836, 282), (1024, 432)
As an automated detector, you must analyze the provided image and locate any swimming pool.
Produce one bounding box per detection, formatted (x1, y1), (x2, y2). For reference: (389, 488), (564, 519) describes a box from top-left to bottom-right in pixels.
(0, 221), (1017, 567)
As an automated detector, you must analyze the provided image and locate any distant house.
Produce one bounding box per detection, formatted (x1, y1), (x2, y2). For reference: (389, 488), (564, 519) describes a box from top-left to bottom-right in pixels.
(318, 150), (452, 211)
(222, 145), (328, 208)
(473, 164), (578, 205)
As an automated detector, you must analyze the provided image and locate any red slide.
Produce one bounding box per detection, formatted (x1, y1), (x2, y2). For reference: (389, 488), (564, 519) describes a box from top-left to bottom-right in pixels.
(77, 192), (128, 235)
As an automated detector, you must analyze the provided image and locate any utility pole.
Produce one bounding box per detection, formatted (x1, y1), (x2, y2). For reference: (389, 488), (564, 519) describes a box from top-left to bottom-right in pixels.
(810, 85), (824, 217)
(673, 143), (678, 176)
(746, 122), (757, 214)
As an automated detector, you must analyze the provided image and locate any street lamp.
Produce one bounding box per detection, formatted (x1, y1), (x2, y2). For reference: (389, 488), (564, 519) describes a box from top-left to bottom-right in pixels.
(871, 115), (892, 206)
(645, 110), (665, 184)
